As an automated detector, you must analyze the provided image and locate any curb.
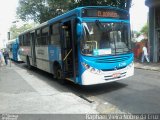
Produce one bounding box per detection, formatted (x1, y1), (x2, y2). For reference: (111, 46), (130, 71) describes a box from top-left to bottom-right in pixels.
(134, 66), (160, 72)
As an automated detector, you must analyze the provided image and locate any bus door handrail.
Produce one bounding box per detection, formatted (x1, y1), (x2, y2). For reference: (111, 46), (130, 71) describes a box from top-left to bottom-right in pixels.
(63, 49), (72, 61)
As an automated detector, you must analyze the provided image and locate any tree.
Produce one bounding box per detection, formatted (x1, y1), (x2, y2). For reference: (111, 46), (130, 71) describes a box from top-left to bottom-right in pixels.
(70, 0), (132, 11)
(140, 23), (148, 36)
(17, 0), (132, 23)
(9, 23), (33, 39)
(17, 0), (71, 23)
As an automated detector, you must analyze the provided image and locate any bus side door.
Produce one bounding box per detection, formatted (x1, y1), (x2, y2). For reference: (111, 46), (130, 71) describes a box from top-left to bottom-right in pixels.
(60, 19), (77, 82)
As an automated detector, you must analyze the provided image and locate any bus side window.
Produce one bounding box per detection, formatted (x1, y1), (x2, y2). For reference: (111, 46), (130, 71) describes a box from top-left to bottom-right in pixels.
(36, 29), (41, 46)
(23, 35), (26, 46)
(19, 36), (23, 46)
(25, 33), (30, 46)
(51, 23), (60, 45)
(41, 26), (49, 45)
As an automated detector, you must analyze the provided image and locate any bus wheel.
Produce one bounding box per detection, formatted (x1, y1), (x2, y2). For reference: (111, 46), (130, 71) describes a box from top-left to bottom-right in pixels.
(55, 66), (65, 84)
(26, 57), (31, 69)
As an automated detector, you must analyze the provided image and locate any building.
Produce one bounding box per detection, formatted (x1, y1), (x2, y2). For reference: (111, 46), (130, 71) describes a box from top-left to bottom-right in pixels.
(145, 0), (160, 62)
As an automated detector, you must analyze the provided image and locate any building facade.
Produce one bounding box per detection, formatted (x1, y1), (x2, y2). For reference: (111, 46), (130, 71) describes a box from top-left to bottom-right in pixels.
(145, 0), (160, 62)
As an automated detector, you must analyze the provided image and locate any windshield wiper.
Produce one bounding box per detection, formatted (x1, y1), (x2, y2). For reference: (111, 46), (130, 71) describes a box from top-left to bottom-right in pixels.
(95, 20), (106, 32)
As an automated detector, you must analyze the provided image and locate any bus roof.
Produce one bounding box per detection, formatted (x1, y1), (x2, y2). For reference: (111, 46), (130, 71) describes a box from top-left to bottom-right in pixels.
(19, 6), (128, 36)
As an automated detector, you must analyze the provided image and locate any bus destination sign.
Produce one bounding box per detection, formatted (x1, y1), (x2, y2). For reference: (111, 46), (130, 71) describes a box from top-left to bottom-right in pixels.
(97, 11), (119, 18)
(82, 8), (129, 19)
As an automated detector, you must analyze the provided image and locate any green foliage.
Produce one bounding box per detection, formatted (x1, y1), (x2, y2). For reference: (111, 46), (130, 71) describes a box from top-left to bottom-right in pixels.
(9, 23), (33, 39)
(17, 0), (71, 23)
(17, 0), (132, 23)
(140, 23), (148, 35)
(70, 0), (131, 10)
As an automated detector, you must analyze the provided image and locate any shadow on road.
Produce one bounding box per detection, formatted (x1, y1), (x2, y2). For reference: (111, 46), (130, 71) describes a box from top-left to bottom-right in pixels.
(13, 62), (128, 97)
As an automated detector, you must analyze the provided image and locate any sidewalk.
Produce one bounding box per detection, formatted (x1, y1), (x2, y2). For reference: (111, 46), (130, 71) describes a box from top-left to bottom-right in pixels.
(134, 61), (160, 71)
(0, 63), (97, 114)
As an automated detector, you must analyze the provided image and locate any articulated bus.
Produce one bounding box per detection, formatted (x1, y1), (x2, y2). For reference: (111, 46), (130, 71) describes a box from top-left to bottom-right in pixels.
(6, 38), (22, 62)
(18, 6), (134, 85)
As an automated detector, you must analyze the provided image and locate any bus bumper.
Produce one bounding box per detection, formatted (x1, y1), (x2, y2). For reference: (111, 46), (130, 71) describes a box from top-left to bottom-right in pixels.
(81, 63), (134, 85)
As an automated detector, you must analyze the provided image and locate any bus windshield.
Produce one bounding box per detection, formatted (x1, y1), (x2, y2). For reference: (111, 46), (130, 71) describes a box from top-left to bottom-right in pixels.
(81, 21), (130, 56)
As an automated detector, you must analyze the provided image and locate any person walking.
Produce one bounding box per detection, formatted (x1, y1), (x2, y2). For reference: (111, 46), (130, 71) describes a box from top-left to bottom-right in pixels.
(141, 44), (150, 63)
(0, 49), (3, 67)
(3, 50), (9, 65)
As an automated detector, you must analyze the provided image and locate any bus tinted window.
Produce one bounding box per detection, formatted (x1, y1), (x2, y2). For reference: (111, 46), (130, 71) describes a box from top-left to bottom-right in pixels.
(24, 33), (30, 46)
(51, 24), (60, 45)
(41, 26), (49, 45)
(19, 36), (23, 46)
(81, 22), (130, 56)
(36, 28), (49, 46)
(42, 27), (49, 36)
(36, 29), (41, 37)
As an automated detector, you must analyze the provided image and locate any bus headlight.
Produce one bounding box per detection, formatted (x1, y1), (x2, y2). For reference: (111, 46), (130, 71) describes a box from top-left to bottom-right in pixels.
(90, 67), (102, 74)
(82, 62), (102, 75)
(82, 62), (90, 69)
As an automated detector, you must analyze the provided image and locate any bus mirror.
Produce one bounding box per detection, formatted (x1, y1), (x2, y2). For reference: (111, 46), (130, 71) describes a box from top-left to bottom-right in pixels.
(77, 23), (83, 37)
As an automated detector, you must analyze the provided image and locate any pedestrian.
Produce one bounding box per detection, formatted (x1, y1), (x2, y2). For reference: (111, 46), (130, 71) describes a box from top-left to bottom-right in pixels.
(0, 49), (3, 67)
(3, 49), (9, 65)
(141, 44), (150, 63)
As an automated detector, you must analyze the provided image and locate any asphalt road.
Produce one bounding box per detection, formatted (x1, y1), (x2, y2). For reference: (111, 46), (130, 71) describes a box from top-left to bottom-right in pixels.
(23, 63), (160, 114)
(1, 62), (160, 114)
(65, 68), (160, 114)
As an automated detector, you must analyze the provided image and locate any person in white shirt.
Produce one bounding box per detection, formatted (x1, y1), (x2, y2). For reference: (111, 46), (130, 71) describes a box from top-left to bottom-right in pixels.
(141, 45), (150, 63)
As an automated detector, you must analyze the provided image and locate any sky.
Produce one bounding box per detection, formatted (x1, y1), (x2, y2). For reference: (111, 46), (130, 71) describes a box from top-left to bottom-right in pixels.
(0, 0), (148, 48)
(130, 0), (149, 31)
(0, 0), (18, 48)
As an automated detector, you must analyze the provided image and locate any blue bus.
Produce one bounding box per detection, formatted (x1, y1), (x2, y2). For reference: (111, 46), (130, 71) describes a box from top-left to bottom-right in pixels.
(7, 38), (22, 62)
(18, 6), (134, 85)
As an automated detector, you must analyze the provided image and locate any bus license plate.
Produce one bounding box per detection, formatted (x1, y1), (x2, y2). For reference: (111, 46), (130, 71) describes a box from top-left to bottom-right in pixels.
(112, 73), (120, 78)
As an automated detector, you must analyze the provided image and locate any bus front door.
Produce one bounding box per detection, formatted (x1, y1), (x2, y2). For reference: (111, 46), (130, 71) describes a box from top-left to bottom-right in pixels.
(61, 20), (77, 82)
